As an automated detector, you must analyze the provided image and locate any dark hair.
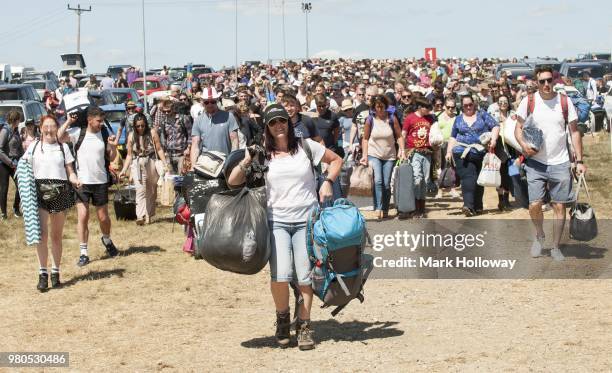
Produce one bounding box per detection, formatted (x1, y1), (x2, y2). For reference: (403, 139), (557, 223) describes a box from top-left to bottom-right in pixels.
(133, 113), (152, 155)
(415, 97), (432, 110)
(369, 94), (389, 109)
(461, 94), (474, 104)
(87, 106), (105, 119)
(535, 65), (553, 77)
(314, 94), (327, 106)
(264, 119), (299, 161)
(281, 93), (299, 105)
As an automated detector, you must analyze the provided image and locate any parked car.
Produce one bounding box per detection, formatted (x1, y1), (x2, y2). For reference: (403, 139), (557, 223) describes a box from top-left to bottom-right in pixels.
(77, 74), (107, 90)
(99, 103), (128, 145)
(107, 65), (132, 80)
(10, 66), (35, 82)
(23, 71), (59, 85)
(23, 79), (59, 99)
(169, 67), (187, 80)
(101, 88), (140, 106)
(0, 84), (41, 101)
(0, 100), (47, 130)
(523, 58), (562, 72)
(560, 62), (605, 79)
(130, 76), (170, 96)
(495, 63), (534, 79)
(577, 52), (611, 61)
(580, 60), (612, 76)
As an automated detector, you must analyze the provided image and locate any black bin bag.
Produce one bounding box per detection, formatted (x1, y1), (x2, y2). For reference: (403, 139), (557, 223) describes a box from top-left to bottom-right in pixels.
(199, 186), (270, 275)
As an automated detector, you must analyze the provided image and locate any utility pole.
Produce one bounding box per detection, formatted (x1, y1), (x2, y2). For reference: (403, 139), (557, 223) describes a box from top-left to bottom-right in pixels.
(267, 0), (271, 64)
(282, 0), (286, 61)
(67, 4), (92, 54)
(234, 0), (238, 81)
(141, 0), (148, 112)
(301, 2), (312, 61)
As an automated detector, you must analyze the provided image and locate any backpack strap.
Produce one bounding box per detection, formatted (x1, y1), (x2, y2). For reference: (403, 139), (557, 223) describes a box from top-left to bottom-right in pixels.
(560, 94), (568, 124)
(300, 137), (319, 175)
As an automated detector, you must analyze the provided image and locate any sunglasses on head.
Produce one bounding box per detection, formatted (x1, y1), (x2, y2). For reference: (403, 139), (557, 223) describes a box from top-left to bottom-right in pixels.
(267, 118), (287, 127)
(203, 100), (217, 105)
(538, 78), (553, 85)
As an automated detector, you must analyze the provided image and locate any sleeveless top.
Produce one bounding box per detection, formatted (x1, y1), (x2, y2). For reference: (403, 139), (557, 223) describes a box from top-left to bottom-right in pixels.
(132, 134), (156, 158)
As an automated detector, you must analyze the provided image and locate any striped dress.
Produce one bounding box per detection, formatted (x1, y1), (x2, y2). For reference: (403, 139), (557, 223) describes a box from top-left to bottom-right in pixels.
(16, 160), (41, 245)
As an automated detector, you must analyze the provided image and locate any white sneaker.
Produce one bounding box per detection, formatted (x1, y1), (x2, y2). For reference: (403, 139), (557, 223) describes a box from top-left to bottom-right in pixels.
(550, 248), (565, 261)
(531, 236), (545, 257)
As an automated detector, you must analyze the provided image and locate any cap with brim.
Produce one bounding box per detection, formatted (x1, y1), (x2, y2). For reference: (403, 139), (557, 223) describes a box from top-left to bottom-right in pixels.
(126, 101), (136, 108)
(263, 104), (290, 125)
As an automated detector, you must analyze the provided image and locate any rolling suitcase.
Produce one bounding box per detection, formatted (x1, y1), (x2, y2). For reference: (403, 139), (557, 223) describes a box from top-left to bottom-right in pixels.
(393, 160), (416, 213)
(114, 186), (137, 220)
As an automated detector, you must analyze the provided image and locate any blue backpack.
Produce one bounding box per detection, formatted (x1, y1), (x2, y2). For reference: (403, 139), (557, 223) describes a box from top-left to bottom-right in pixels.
(306, 199), (373, 316)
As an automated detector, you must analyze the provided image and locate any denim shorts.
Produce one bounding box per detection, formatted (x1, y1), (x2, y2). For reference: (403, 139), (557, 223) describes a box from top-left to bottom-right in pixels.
(269, 221), (312, 285)
(524, 159), (573, 204)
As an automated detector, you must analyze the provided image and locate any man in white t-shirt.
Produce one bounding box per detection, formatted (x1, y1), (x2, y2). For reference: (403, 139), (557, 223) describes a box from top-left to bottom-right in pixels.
(58, 107), (120, 266)
(515, 66), (587, 261)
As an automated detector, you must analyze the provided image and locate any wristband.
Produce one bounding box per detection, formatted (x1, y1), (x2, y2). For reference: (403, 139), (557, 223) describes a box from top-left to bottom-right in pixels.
(576, 160), (584, 164)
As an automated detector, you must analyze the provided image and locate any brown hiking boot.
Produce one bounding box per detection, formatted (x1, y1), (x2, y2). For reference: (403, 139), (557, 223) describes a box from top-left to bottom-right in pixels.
(275, 310), (291, 348)
(297, 320), (315, 351)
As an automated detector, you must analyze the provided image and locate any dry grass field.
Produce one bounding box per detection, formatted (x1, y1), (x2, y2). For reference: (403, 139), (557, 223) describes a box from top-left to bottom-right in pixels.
(0, 133), (610, 372)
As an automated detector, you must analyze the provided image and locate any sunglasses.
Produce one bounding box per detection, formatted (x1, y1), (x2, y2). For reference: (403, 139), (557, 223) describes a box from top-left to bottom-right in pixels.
(179, 98), (188, 101)
(267, 118), (288, 127)
(538, 78), (553, 85)
(203, 100), (217, 105)
(356, 93), (364, 96)
(162, 110), (172, 114)
(463, 103), (474, 108)
(135, 124), (146, 129)
(401, 95), (412, 99)
(446, 106), (456, 109)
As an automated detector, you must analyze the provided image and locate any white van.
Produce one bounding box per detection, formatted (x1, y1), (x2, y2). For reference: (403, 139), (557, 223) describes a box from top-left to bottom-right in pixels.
(0, 64), (11, 83)
(10, 66), (35, 82)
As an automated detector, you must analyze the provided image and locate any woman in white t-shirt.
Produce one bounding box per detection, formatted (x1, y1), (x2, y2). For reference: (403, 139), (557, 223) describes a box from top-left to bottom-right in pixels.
(228, 104), (342, 351)
(22, 115), (79, 292)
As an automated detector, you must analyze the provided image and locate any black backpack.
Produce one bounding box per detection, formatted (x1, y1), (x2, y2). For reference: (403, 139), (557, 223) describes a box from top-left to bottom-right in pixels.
(73, 123), (115, 185)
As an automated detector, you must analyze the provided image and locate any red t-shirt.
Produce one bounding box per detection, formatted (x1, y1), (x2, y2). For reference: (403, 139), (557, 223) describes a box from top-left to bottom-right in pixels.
(402, 112), (433, 149)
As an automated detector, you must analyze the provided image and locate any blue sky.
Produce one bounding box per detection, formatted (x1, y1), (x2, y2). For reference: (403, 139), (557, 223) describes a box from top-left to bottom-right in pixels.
(2, 0), (611, 73)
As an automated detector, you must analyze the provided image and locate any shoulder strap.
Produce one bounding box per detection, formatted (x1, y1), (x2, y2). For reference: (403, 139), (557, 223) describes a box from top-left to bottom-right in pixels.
(560, 94), (568, 125)
(74, 127), (87, 154)
(527, 94), (535, 116)
(300, 138), (318, 176)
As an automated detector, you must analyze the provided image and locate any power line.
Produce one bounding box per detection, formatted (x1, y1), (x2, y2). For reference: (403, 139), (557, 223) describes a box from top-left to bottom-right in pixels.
(0, 13), (71, 46)
(0, 9), (65, 41)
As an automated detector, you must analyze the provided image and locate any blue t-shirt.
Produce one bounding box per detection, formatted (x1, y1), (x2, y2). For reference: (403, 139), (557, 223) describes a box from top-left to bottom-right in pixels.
(292, 114), (319, 140)
(450, 110), (498, 155)
(191, 110), (239, 155)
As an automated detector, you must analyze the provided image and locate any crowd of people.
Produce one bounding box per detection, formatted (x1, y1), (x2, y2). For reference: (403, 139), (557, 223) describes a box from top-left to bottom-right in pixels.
(0, 56), (603, 350)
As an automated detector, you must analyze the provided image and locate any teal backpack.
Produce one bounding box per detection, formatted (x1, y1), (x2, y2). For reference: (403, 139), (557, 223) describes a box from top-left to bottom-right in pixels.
(306, 198), (373, 316)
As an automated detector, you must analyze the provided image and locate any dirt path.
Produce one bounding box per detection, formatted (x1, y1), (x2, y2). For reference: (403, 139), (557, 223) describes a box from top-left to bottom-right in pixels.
(0, 135), (610, 371)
